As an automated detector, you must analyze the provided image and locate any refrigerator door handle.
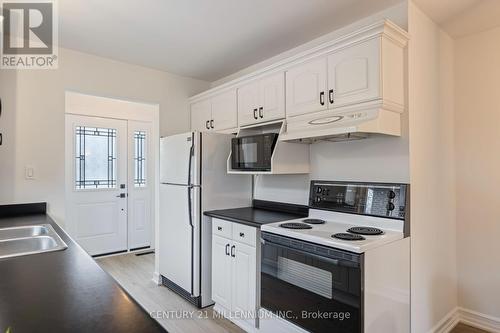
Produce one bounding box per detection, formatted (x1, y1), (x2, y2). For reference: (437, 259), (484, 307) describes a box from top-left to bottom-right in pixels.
(187, 185), (194, 297)
(187, 133), (194, 186)
(187, 186), (194, 228)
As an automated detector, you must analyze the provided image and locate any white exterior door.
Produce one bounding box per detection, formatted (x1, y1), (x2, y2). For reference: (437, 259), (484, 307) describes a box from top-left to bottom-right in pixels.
(128, 121), (153, 250)
(212, 235), (232, 310)
(65, 115), (128, 256)
(285, 57), (328, 117)
(66, 115), (154, 256)
(327, 38), (381, 108)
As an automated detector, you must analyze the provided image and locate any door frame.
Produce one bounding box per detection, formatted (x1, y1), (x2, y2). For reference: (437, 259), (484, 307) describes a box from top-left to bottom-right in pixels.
(64, 91), (160, 254)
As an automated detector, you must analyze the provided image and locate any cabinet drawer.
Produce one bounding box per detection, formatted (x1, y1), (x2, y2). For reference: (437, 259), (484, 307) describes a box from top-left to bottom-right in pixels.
(212, 218), (232, 238)
(232, 223), (256, 247)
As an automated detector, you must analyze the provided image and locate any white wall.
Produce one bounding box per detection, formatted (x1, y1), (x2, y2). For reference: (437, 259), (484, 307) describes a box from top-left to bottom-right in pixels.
(0, 70), (17, 203)
(408, 2), (458, 332)
(0, 47), (209, 224)
(252, 3), (410, 205)
(455, 26), (500, 319)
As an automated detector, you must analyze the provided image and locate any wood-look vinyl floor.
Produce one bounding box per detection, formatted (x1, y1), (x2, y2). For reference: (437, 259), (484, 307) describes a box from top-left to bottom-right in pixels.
(97, 253), (244, 333)
(97, 254), (492, 333)
(451, 323), (491, 333)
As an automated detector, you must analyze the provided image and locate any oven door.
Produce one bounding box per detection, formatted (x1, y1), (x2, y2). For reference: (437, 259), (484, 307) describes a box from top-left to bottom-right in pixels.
(261, 232), (363, 333)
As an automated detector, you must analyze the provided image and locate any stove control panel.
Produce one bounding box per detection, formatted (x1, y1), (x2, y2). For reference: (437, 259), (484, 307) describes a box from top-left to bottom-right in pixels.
(309, 181), (408, 220)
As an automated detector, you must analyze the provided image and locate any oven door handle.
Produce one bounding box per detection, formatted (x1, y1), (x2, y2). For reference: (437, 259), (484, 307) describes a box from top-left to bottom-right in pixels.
(261, 238), (360, 268)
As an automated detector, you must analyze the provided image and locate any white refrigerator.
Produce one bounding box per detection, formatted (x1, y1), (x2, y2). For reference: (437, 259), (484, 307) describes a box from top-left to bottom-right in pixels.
(159, 131), (251, 307)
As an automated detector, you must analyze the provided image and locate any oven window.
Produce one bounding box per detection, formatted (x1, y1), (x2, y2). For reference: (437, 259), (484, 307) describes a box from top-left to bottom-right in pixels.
(277, 257), (333, 299)
(261, 238), (362, 333)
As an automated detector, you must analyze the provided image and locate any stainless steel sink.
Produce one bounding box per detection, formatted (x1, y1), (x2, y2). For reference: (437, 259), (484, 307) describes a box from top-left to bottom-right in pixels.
(0, 225), (49, 241)
(0, 224), (68, 259)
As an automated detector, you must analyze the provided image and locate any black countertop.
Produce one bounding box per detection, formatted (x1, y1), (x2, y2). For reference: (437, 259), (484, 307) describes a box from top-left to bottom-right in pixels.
(0, 203), (165, 333)
(204, 200), (309, 228)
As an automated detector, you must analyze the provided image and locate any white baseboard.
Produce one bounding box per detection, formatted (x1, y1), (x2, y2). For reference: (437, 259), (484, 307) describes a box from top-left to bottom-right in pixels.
(429, 307), (500, 333)
(458, 307), (500, 333)
(152, 271), (161, 286)
(429, 307), (461, 333)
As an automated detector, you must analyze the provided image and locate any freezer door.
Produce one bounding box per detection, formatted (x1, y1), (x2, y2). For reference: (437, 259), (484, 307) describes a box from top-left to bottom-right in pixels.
(159, 184), (200, 296)
(160, 132), (198, 185)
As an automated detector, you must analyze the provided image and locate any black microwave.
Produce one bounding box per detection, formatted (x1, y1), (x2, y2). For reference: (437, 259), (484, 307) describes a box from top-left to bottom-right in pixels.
(231, 133), (278, 171)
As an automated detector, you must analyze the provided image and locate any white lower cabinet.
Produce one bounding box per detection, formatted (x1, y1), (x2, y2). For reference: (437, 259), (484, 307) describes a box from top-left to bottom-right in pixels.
(212, 234), (233, 310)
(211, 218), (258, 331)
(231, 241), (257, 316)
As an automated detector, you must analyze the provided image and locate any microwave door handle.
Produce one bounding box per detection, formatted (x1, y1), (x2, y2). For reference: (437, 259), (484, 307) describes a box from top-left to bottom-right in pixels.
(262, 239), (358, 268)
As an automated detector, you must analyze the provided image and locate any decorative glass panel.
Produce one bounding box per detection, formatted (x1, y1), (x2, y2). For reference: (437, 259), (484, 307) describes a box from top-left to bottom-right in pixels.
(134, 131), (146, 187)
(75, 127), (117, 189)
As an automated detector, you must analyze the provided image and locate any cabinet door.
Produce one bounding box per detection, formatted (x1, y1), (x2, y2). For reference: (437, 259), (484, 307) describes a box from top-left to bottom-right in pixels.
(259, 72), (285, 122)
(237, 81), (260, 126)
(211, 90), (237, 131)
(285, 57), (328, 117)
(231, 241), (257, 316)
(191, 99), (212, 132)
(327, 38), (380, 108)
(212, 235), (232, 310)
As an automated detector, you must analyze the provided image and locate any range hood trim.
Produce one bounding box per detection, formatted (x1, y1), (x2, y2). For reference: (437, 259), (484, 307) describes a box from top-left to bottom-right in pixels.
(280, 106), (402, 143)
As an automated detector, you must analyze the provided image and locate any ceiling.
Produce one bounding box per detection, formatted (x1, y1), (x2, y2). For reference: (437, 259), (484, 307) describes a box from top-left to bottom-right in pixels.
(414, 0), (500, 38)
(59, 0), (402, 82)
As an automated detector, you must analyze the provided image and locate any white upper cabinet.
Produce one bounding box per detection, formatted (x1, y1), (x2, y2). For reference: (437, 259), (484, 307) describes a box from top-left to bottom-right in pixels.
(211, 90), (237, 131)
(237, 81), (260, 126)
(191, 99), (212, 132)
(191, 89), (237, 132)
(238, 72), (285, 126)
(327, 37), (380, 108)
(190, 21), (408, 128)
(285, 57), (328, 117)
(259, 72), (285, 122)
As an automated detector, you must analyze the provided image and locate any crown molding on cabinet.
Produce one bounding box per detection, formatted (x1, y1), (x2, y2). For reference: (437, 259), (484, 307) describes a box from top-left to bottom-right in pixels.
(189, 19), (409, 104)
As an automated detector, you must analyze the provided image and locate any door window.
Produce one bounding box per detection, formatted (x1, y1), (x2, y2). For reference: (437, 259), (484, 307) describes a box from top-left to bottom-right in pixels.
(133, 131), (146, 187)
(75, 126), (117, 189)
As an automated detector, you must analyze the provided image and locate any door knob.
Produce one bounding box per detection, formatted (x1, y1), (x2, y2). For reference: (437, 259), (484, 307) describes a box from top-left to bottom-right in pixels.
(116, 193), (126, 198)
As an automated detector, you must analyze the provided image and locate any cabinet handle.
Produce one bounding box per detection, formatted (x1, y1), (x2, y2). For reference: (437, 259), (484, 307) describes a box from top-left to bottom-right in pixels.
(319, 91), (325, 106)
(230, 245), (235, 257)
(225, 244), (230, 256)
(253, 108), (258, 120)
(210, 119), (214, 129)
(259, 107), (263, 118)
(329, 89), (334, 104)
(217, 226), (222, 231)
(205, 120), (210, 129)
(239, 232), (245, 238)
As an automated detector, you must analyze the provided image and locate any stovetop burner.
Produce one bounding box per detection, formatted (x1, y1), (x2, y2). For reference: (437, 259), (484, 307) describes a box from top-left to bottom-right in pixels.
(347, 226), (384, 235)
(332, 233), (365, 241)
(302, 218), (326, 225)
(280, 222), (313, 230)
